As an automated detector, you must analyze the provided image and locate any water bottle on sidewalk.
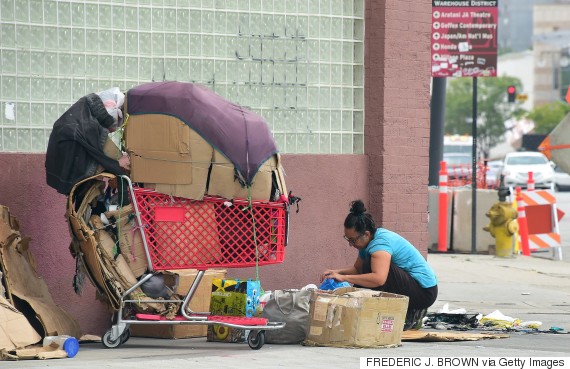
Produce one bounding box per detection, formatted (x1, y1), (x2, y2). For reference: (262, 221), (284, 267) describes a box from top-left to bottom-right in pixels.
(42, 335), (80, 358)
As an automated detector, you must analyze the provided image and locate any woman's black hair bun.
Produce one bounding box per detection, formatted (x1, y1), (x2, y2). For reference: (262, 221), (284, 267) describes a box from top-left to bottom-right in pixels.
(349, 200), (366, 215)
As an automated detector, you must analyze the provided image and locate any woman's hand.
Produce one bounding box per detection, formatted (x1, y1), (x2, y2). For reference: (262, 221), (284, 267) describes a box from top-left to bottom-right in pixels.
(328, 272), (347, 282)
(320, 269), (335, 282)
(321, 270), (346, 282)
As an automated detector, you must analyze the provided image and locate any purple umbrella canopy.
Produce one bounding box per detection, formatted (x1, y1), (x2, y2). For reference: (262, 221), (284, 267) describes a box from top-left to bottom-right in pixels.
(126, 81), (278, 185)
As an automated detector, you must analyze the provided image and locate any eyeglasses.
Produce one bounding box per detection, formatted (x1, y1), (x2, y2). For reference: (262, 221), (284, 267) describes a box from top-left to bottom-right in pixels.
(343, 234), (364, 245)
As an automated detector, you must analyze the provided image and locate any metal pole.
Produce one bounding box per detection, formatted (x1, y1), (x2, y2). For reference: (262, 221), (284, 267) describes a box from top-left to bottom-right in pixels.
(471, 77), (478, 254)
(429, 77), (447, 186)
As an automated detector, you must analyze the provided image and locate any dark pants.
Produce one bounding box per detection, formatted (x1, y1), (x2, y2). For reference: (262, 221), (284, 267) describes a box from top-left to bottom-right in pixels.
(356, 262), (438, 313)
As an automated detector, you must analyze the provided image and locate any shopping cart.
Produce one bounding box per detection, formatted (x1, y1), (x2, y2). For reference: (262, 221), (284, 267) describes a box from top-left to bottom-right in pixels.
(101, 176), (288, 350)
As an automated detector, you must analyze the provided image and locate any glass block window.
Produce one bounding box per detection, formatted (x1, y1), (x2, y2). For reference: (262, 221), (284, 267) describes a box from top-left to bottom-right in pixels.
(0, 0), (364, 154)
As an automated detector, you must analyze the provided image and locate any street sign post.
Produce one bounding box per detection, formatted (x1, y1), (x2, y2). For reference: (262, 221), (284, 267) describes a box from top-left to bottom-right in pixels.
(431, 0), (499, 78)
(431, 0), (499, 254)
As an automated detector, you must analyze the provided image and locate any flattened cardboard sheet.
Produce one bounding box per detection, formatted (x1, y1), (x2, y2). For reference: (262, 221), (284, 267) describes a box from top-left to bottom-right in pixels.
(0, 295), (41, 351)
(0, 206), (81, 339)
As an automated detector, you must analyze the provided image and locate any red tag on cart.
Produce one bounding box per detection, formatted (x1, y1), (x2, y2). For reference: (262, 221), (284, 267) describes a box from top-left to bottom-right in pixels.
(154, 206), (185, 222)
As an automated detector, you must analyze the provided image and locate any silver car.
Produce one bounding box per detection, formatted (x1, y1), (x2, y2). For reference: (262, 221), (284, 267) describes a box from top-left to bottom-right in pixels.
(501, 152), (555, 189)
(554, 165), (570, 191)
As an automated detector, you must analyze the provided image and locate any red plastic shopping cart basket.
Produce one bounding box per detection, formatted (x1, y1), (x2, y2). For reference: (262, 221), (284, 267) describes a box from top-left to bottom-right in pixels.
(132, 187), (287, 270)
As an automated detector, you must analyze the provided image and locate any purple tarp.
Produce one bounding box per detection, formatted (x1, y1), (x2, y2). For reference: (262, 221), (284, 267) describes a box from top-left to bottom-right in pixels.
(126, 81), (278, 185)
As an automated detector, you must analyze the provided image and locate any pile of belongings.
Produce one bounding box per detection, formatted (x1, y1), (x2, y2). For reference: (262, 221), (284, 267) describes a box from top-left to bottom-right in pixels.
(46, 81), (289, 318)
(424, 304), (567, 334)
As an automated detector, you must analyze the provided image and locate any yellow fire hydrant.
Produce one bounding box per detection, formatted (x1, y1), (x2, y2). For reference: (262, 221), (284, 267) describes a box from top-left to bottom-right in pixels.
(483, 176), (519, 257)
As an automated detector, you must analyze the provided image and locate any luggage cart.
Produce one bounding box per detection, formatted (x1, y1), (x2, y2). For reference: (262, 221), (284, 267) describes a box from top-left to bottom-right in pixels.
(101, 176), (288, 350)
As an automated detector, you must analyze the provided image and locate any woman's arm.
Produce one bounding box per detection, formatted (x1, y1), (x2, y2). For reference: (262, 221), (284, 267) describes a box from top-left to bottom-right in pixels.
(328, 251), (391, 287)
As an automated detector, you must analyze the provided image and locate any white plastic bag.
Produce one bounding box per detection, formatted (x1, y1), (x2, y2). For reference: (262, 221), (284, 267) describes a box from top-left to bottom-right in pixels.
(97, 87), (125, 129)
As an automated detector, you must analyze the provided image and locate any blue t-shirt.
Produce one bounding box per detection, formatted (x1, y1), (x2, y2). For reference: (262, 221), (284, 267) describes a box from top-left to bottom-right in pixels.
(358, 228), (437, 288)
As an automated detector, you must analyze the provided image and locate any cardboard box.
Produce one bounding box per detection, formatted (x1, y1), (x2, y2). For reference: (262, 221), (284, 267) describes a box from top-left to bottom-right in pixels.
(304, 288), (409, 348)
(208, 151), (276, 201)
(209, 279), (261, 317)
(130, 268), (226, 339)
(125, 114), (213, 197)
(207, 279), (262, 343)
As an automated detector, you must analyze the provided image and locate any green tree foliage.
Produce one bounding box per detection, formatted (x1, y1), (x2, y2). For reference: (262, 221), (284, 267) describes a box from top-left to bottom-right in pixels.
(445, 76), (524, 158)
(526, 101), (570, 134)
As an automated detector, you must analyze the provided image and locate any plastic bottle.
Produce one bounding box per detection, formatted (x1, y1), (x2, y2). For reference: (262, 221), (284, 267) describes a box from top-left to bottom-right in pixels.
(42, 335), (80, 358)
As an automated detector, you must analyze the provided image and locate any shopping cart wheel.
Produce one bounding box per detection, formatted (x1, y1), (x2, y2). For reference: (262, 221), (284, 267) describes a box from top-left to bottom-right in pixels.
(120, 328), (131, 344)
(247, 330), (265, 350)
(102, 329), (122, 349)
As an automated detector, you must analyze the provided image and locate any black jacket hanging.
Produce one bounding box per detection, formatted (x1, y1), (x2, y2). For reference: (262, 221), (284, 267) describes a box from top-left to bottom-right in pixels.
(45, 93), (123, 195)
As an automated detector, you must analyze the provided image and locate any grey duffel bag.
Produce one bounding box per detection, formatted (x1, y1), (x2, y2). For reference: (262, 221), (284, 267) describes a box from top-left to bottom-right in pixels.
(262, 289), (312, 344)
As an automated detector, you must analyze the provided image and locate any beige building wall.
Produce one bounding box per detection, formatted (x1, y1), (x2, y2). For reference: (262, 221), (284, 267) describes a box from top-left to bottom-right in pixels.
(533, 4), (570, 106)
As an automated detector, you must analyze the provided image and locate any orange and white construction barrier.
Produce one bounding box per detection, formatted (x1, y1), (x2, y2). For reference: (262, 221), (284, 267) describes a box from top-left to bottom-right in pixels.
(438, 161), (448, 252)
(519, 189), (563, 260)
(515, 187), (530, 256)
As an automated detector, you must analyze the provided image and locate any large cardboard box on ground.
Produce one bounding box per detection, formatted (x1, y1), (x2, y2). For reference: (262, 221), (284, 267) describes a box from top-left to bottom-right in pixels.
(130, 269), (226, 339)
(304, 288), (409, 348)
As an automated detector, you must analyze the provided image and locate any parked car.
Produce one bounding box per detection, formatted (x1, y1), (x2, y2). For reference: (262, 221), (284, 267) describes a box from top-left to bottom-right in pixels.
(443, 153), (472, 180)
(554, 165), (570, 191)
(501, 152), (555, 189)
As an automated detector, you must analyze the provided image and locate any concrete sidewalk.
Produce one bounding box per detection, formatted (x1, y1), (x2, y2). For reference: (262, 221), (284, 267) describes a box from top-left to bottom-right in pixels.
(3, 253), (570, 368)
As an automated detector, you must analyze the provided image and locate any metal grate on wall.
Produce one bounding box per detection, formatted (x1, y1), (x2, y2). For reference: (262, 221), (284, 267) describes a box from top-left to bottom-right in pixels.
(0, 0), (364, 154)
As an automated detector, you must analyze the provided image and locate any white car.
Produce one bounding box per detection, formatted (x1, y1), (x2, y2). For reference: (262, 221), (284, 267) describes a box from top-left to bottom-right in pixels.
(554, 165), (570, 191)
(501, 152), (555, 189)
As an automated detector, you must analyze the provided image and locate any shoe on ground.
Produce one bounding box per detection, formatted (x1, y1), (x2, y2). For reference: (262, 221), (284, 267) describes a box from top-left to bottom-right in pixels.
(404, 308), (427, 331)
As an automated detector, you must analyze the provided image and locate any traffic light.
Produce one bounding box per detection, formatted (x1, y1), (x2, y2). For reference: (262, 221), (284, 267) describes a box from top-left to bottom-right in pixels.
(507, 85), (516, 103)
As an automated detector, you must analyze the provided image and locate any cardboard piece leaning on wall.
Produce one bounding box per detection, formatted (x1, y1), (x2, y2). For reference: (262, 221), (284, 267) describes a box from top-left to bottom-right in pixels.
(0, 206), (82, 339)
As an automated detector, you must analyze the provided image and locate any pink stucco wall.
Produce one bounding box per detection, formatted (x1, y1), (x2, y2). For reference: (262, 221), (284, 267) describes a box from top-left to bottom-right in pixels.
(0, 153), (368, 335)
